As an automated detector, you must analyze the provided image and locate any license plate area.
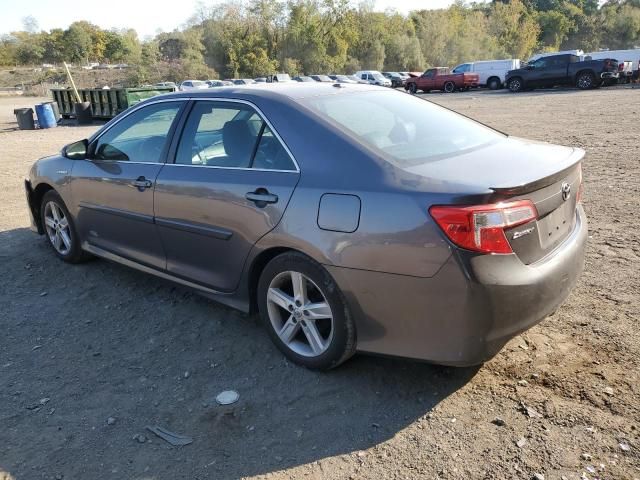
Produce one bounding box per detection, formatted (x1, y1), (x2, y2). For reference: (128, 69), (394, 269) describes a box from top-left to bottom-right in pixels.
(537, 201), (575, 250)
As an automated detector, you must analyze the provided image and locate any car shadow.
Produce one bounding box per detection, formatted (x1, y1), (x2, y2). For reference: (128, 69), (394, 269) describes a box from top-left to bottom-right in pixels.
(1, 227), (480, 479)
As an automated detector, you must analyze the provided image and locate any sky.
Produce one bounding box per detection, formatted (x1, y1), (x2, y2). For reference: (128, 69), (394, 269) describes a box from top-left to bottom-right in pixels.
(0, 0), (463, 38)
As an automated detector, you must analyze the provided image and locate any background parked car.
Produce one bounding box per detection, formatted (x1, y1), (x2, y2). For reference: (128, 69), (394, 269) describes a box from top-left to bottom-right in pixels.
(382, 72), (405, 88)
(154, 82), (177, 91)
(234, 79), (257, 85)
(329, 75), (358, 84)
(528, 49), (584, 63)
(452, 59), (520, 90)
(206, 80), (233, 87)
(353, 70), (392, 87)
(310, 74), (333, 82)
(179, 80), (208, 92)
(269, 73), (293, 83)
(347, 74), (369, 84)
(585, 48), (640, 72)
(404, 67), (479, 93)
(293, 75), (315, 82)
(506, 54), (619, 92)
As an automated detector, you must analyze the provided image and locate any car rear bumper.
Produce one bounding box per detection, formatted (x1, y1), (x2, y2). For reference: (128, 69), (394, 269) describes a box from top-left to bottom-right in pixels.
(601, 71), (619, 79)
(327, 205), (587, 366)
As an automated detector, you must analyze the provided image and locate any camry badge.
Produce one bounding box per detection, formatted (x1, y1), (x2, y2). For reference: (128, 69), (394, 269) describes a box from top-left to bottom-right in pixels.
(513, 226), (535, 240)
(561, 182), (571, 201)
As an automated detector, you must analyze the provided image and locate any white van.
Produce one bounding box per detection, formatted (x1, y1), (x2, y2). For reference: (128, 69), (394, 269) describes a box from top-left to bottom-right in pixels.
(451, 59), (520, 89)
(353, 70), (392, 87)
(527, 50), (584, 64)
(585, 49), (640, 71)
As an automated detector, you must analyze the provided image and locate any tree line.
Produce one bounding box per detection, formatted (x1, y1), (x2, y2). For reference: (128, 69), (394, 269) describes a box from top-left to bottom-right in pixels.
(1, 0), (639, 83)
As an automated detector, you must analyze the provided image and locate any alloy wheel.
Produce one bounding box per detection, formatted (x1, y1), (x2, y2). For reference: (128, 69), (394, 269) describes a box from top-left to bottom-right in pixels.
(266, 270), (334, 357)
(578, 74), (592, 89)
(44, 201), (72, 255)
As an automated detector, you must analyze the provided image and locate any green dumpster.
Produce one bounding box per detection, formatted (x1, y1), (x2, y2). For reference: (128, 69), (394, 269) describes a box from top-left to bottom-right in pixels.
(50, 87), (174, 120)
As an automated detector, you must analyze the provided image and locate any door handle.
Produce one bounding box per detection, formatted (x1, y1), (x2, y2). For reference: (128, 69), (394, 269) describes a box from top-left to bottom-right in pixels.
(132, 176), (153, 190)
(246, 189), (278, 206)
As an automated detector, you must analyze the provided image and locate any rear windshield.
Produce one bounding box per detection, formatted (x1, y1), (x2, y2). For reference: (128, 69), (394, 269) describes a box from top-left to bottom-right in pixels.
(303, 90), (504, 167)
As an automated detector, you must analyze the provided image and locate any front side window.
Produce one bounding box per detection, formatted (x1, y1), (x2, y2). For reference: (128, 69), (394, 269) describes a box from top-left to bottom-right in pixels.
(532, 58), (547, 69)
(175, 101), (295, 170)
(303, 90), (504, 168)
(92, 102), (183, 163)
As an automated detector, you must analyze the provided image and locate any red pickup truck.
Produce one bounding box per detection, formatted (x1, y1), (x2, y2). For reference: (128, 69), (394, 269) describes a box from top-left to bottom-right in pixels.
(405, 67), (479, 94)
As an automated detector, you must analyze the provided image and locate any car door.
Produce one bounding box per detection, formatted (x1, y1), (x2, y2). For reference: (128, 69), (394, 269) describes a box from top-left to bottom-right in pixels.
(526, 58), (548, 87)
(71, 100), (186, 269)
(421, 69), (436, 90)
(541, 56), (569, 86)
(153, 100), (300, 292)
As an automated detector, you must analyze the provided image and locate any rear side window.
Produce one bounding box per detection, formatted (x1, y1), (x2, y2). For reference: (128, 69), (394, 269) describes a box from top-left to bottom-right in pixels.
(304, 91), (504, 167)
(175, 101), (295, 170)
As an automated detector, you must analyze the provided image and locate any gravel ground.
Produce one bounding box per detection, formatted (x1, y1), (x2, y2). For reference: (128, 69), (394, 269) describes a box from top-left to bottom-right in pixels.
(0, 88), (638, 480)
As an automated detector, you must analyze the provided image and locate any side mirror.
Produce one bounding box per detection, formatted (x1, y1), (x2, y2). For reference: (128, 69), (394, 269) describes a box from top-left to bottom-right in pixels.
(62, 139), (88, 160)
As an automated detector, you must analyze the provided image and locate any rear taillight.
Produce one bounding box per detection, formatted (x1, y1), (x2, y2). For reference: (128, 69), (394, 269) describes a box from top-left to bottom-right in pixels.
(429, 200), (538, 254)
(619, 63), (624, 71)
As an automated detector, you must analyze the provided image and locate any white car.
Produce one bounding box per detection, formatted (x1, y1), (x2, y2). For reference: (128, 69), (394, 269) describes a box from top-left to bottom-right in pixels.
(353, 70), (392, 87)
(179, 80), (208, 92)
(452, 59), (521, 90)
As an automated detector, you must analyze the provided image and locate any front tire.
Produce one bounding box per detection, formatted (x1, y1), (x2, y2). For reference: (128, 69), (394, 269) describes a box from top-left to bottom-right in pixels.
(507, 77), (524, 92)
(443, 81), (455, 93)
(257, 252), (356, 370)
(40, 190), (90, 263)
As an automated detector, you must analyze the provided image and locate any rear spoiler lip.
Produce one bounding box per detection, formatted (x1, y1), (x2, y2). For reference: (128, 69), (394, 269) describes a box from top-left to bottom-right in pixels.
(490, 148), (584, 196)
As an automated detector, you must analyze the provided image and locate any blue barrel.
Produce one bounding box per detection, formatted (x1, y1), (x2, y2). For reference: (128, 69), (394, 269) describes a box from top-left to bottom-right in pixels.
(35, 103), (57, 129)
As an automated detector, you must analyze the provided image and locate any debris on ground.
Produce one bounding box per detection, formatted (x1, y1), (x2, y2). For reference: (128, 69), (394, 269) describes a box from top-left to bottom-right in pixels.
(215, 390), (240, 405)
(145, 425), (193, 446)
(492, 417), (506, 426)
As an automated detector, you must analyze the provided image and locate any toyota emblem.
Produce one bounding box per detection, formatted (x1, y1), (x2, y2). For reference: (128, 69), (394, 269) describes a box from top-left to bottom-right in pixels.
(561, 182), (571, 201)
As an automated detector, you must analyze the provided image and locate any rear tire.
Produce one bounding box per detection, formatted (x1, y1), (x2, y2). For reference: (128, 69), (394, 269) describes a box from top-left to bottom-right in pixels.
(257, 252), (356, 370)
(487, 77), (501, 90)
(408, 83), (417, 95)
(576, 71), (596, 89)
(507, 77), (523, 92)
(443, 81), (455, 93)
(40, 190), (91, 263)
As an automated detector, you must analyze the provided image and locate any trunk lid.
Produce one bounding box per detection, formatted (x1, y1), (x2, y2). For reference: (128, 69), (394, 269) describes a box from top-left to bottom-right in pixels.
(407, 136), (584, 264)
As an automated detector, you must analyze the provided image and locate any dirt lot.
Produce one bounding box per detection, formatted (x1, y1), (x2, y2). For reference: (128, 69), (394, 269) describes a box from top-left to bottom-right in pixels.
(0, 87), (638, 480)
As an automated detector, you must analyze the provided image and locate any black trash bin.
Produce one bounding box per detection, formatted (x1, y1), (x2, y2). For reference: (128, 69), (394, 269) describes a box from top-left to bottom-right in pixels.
(14, 108), (35, 130)
(74, 101), (92, 125)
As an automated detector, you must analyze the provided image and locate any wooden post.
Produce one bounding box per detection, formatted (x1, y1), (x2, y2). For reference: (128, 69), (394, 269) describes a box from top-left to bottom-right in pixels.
(63, 62), (81, 103)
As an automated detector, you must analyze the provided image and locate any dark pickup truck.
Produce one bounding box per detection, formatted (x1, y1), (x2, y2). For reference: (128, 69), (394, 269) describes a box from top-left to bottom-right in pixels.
(505, 54), (619, 92)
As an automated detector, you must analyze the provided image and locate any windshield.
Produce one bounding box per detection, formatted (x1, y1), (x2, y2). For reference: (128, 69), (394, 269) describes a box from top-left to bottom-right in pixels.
(372, 73), (385, 81)
(303, 90), (504, 167)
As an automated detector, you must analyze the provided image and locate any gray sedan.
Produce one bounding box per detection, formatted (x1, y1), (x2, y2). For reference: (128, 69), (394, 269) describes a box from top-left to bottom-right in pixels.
(25, 84), (587, 369)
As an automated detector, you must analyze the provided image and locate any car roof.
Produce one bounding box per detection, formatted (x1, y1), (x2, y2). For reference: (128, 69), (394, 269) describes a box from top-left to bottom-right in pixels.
(150, 82), (386, 102)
